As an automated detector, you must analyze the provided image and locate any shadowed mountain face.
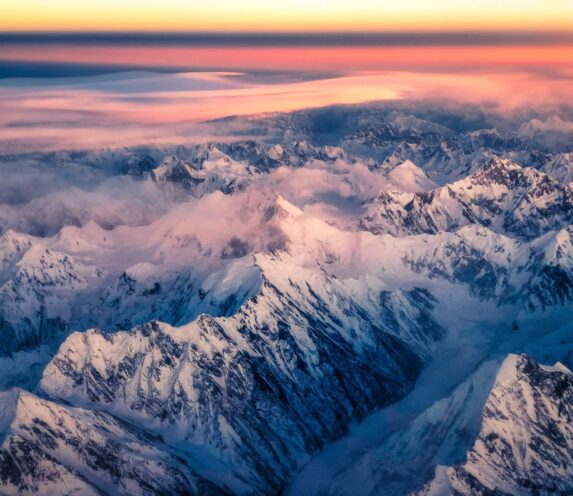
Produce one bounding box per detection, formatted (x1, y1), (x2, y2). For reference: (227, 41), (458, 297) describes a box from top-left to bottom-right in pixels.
(0, 102), (572, 494)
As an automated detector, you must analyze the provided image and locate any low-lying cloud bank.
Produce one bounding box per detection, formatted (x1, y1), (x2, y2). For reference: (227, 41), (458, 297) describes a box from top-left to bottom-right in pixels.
(1, 42), (573, 152)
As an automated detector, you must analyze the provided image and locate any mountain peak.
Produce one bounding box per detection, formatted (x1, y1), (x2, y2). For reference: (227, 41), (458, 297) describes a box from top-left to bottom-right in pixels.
(470, 157), (526, 186)
(260, 195), (303, 227)
(419, 354), (573, 496)
(275, 195), (303, 217)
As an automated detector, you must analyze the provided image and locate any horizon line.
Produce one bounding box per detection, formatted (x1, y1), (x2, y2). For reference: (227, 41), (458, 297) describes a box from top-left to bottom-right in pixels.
(2, 30), (573, 47)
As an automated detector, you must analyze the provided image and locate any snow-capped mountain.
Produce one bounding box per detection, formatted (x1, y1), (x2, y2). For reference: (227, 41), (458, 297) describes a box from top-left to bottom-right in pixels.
(1, 188), (569, 362)
(150, 148), (256, 195)
(40, 250), (444, 493)
(361, 158), (573, 240)
(0, 389), (224, 495)
(384, 160), (437, 193)
(0, 101), (573, 494)
(295, 353), (573, 496)
(418, 355), (573, 496)
(398, 224), (573, 311)
(0, 233), (103, 354)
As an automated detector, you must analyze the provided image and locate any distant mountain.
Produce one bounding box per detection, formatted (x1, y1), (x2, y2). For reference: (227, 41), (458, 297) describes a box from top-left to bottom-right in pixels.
(361, 158), (573, 240)
(150, 147), (255, 195)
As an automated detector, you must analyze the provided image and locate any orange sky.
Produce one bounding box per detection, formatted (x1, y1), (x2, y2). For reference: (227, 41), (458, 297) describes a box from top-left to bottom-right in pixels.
(3, 45), (573, 72)
(1, 0), (573, 32)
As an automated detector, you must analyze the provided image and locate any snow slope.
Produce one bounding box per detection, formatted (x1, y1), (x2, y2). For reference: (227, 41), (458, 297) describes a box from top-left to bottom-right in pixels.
(419, 355), (573, 496)
(0, 389), (224, 495)
(40, 249), (444, 493)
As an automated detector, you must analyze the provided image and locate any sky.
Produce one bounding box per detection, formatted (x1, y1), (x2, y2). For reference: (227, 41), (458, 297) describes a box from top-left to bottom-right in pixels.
(1, 0), (573, 153)
(1, 0), (573, 32)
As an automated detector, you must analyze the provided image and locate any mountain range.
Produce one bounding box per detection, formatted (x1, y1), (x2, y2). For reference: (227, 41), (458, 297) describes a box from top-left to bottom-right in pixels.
(0, 101), (572, 494)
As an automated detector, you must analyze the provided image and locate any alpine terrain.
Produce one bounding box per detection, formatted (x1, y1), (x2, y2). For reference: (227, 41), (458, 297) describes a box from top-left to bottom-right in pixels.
(0, 101), (572, 495)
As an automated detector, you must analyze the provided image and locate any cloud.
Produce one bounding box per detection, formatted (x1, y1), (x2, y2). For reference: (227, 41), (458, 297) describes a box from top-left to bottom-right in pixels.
(519, 115), (573, 135)
(517, 115), (573, 151)
(0, 40), (572, 154)
(0, 171), (176, 236)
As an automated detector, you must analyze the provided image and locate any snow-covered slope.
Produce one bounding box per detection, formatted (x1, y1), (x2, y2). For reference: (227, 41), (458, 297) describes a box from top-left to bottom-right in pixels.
(40, 250), (444, 493)
(385, 160), (437, 193)
(0, 389), (224, 495)
(418, 354), (573, 496)
(539, 152), (573, 186)
(362, 158), (573, 240)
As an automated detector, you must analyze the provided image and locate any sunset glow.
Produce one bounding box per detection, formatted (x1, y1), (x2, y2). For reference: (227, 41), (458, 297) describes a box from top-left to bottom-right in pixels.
(1, 2), (573, 152)
(1, 0), (573, 32)
(2, 44), (573, 72)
